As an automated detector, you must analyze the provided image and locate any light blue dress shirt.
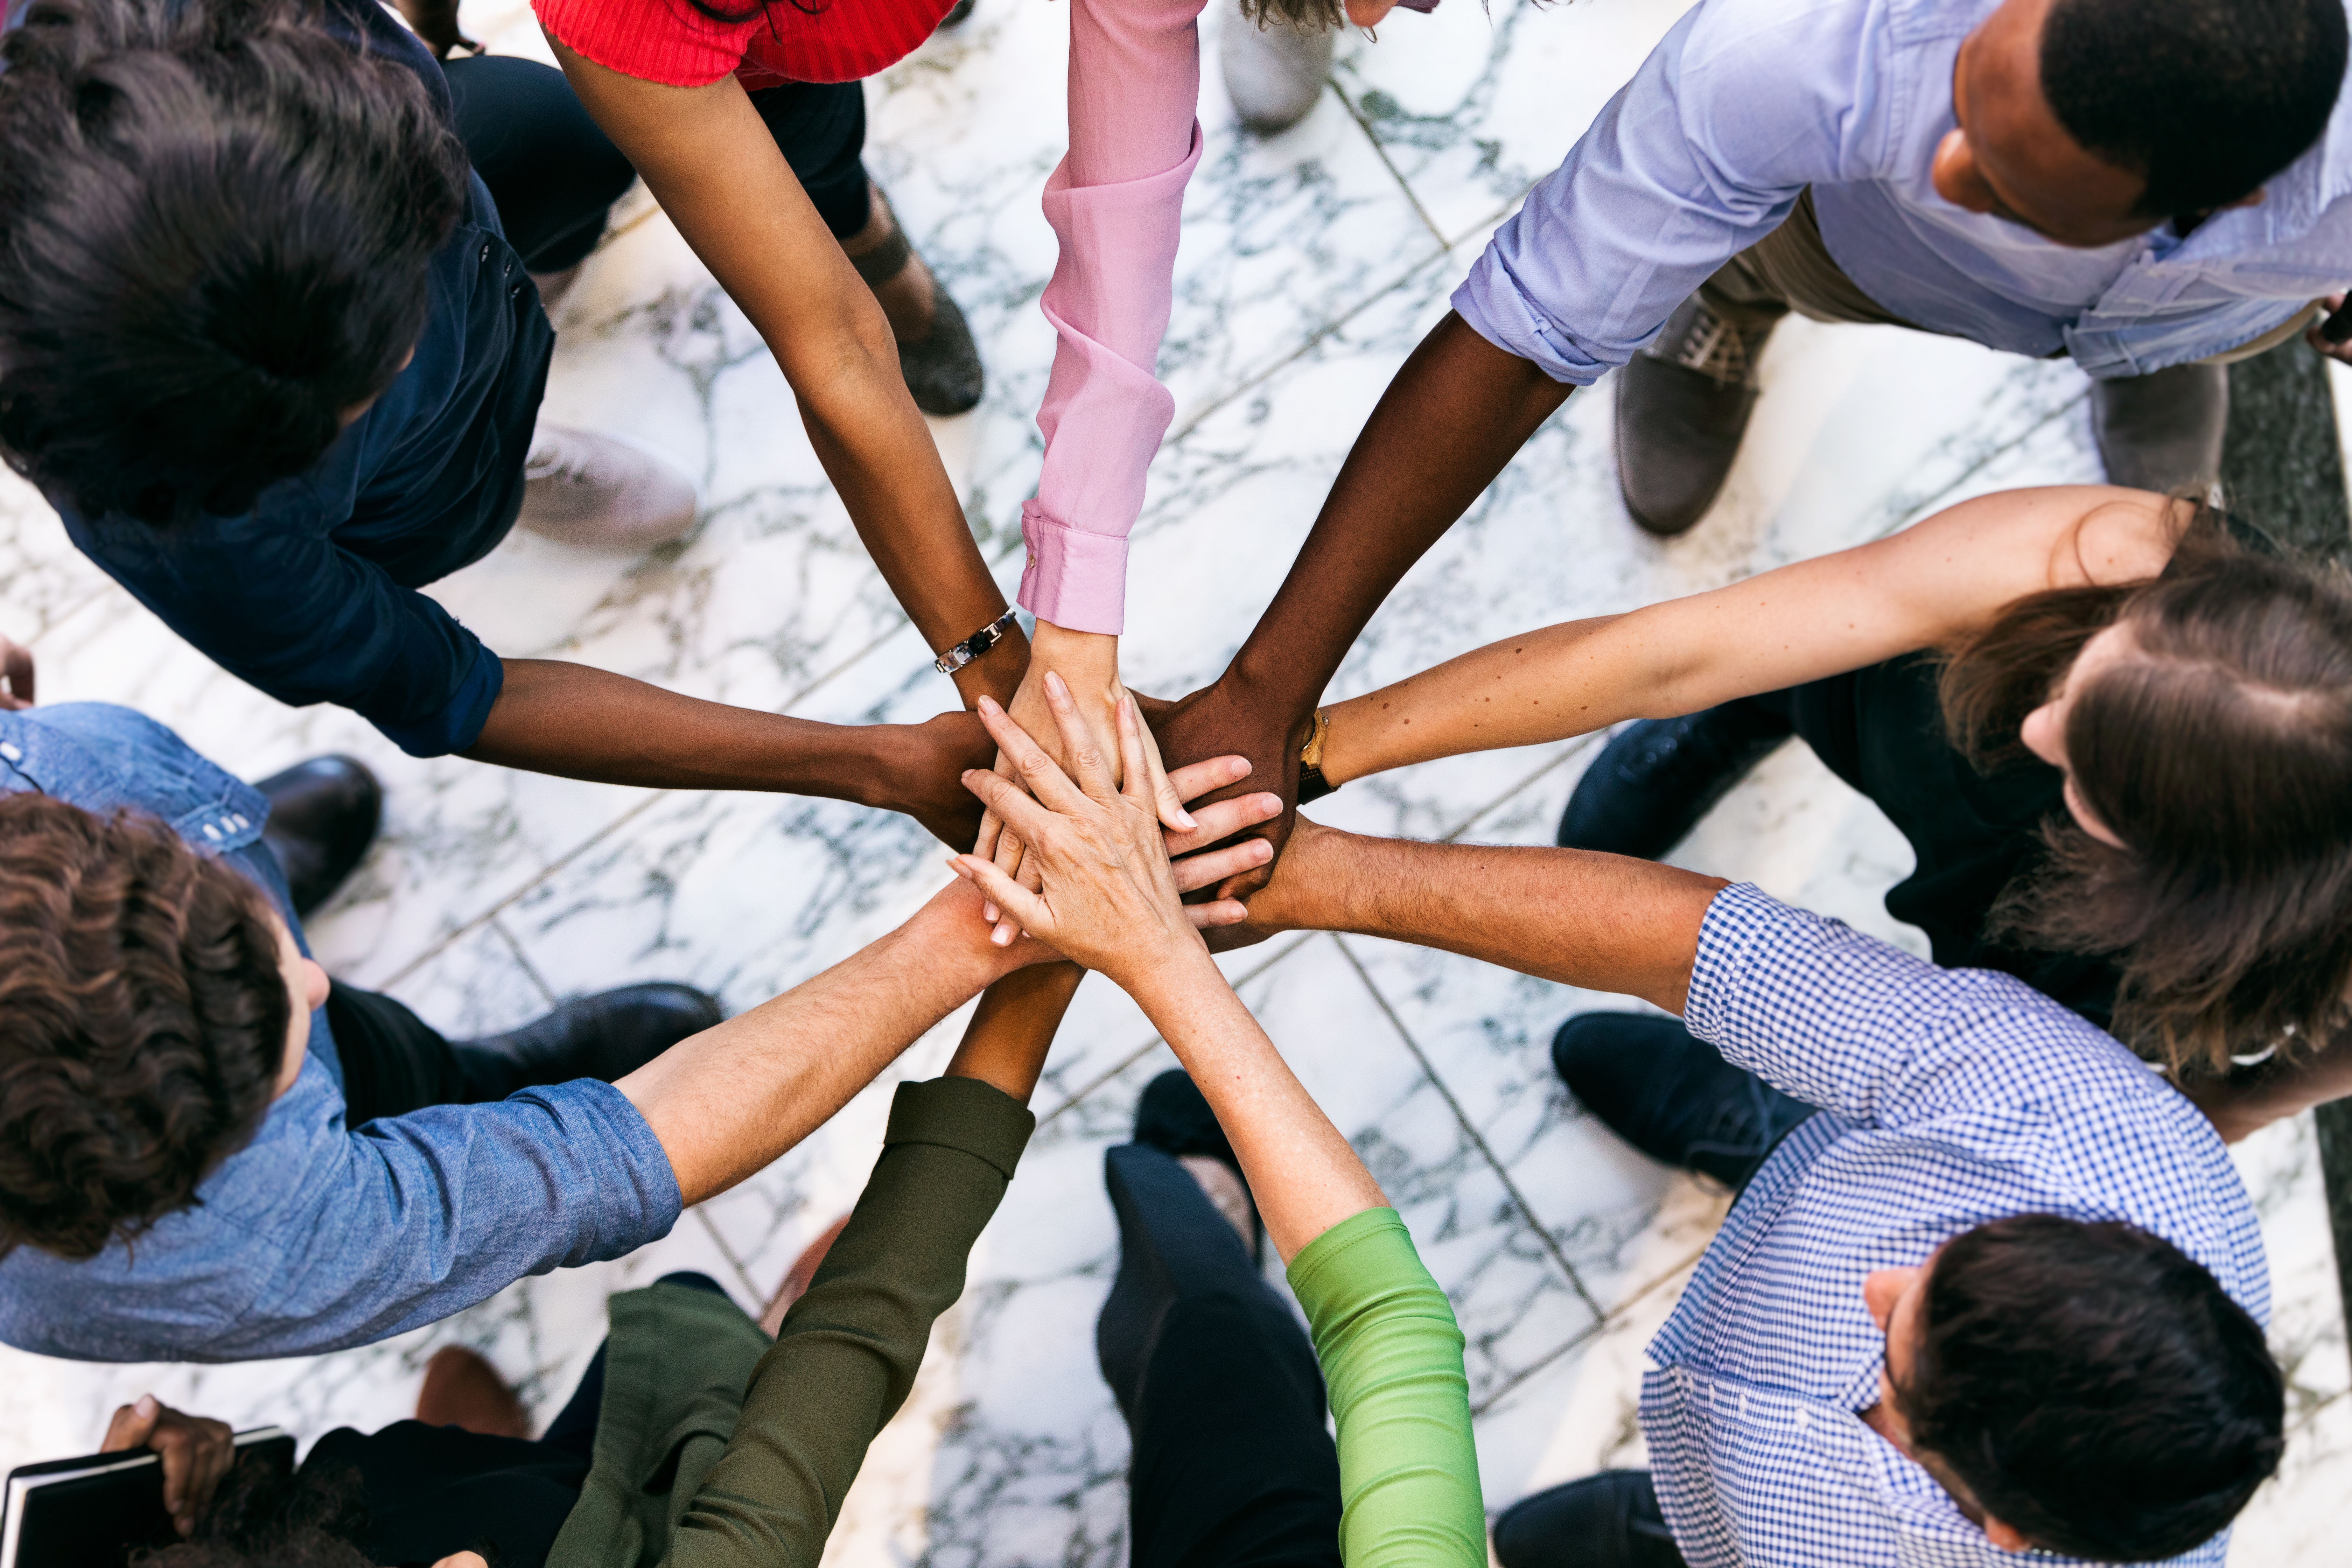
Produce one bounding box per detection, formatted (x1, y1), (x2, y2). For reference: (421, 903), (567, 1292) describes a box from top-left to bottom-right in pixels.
(0, 705), (682, 1362)
(1455, 0), (2352, 382)
(1648, 883), (2265, 1566)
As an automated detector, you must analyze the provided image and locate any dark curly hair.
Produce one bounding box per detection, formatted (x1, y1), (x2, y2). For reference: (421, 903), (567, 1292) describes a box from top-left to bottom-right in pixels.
(0, 794), (292, 1261)
(0, 0), (469, 524)
(136, 1454), (377, 1568)
(1900, 1216), (2282, 1561)
(1939, 503), (2352, 1074)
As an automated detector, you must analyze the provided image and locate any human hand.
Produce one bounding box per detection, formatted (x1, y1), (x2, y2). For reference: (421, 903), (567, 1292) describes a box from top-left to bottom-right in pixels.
(2306, 295), (2352, 364)
(1148, 670), (1318, 904)
(0, 633), (33, 710)
(391, 0), (479, 58)
(100, 1395), (232, 1536)
(973, 625), (1191, 935)
(949, 679), (1249, 982)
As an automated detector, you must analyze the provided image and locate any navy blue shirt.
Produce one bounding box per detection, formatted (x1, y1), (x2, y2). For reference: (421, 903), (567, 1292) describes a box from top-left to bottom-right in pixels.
(52, 1), (554, 757)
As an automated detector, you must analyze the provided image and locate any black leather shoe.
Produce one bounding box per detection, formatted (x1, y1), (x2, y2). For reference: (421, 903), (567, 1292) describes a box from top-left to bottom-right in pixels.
(255, 755), (383, 917)
(459, 983), (722, 1095)
(1615, 297), (1781, 537)
(1493, 1470), (1688, 1568)
(2090, 361), (2227, 492)
(1556, 703), (1794, 861)
(1133, 1068), (1262, 1263)
(898, 285), (985, 416)
(1552, 1014), (1811, 1190)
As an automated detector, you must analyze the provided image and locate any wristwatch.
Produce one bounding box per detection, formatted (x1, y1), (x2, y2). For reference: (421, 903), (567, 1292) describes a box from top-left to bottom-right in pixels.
(934, 608), (1021, 676)
(1296, 709), (1336, 803)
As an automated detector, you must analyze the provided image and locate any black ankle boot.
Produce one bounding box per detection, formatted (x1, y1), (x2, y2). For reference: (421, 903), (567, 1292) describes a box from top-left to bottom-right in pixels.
(1615, 296), (1782, 537)
(1552, 1013), (1811, 1190)
(255, 755), (382, 917)
(1556, 701), (1795, 861)
(457, 983), (722, 1096)
(1133, 1069), (1261, 1262)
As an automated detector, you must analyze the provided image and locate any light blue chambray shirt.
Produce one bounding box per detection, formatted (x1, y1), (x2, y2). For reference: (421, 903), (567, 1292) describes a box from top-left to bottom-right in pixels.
(0, 704), (682, 1362)
(1455, 0), (2352, 382)
(1648, 883), (2267, 1567)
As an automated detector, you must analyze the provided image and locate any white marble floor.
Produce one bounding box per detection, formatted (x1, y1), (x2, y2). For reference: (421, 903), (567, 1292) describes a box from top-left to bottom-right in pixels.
(1, 0), (2347, 1561)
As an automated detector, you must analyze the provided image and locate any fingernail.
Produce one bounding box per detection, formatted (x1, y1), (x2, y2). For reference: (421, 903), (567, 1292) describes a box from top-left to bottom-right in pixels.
(1254, 840), (1272, 860)
(978, 696), (1001, 716)
(993, 926), (1011, 946)
(1175, 809), (1197, 829)
(1231, 757), (1251, 777)
(1045, 670), (1067, 699)
(983, 902), (998, 920)
(137, 1394), (158, 1417)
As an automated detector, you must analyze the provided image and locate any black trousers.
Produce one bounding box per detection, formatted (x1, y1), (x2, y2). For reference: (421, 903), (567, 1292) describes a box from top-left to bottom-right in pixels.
(1098, 1144), (1346, 1568)
(442, 55), (876, 276)
(323, 980), (543, 1126)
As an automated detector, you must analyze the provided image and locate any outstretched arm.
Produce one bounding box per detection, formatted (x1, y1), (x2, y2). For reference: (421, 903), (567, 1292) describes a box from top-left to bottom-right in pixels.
(545, 41), (1027, 706)
(1147, 314), (1572, 867)
(1244, 817), (1726, 1014)
(1310, 485), (2183, 786)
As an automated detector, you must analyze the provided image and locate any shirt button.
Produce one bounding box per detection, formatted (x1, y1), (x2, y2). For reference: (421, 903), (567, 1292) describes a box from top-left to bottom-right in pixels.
(479, 241), (491, 264)
(510, 282), (525, 301)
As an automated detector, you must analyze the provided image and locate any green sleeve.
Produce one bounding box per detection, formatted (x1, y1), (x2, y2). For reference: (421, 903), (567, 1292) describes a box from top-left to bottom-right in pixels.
(1286, 1208), (1486, 1568)
(665, 1076), (1036, 1568)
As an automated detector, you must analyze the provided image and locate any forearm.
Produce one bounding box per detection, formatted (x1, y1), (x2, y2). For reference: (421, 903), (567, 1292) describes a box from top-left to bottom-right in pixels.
(943, 960), (1085, 1104)
(1223, 314), (1571, 720)
(1256, 823), (1722, 1012)
(1125, 947), (1386, 1263)
(465, 658), (919, 798)
(620, 902), (1026, 1204)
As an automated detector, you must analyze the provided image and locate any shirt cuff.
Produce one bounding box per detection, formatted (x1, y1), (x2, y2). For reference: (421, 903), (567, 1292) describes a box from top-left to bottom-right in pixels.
(1018, 500), (1129, 635)
(1679, 881), (1785, 1049)
(1450, 249), (1608, 388)
(371, 642), (505, 758)
(883, 1076), (1038, 1183)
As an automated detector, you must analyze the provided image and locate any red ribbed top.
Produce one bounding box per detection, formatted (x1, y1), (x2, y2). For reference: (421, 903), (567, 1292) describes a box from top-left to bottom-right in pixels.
(535, 0), (955, 89)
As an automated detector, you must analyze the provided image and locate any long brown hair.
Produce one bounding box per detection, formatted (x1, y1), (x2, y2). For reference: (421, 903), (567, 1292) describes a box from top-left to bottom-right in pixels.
(1940, 503), (2352, 1074)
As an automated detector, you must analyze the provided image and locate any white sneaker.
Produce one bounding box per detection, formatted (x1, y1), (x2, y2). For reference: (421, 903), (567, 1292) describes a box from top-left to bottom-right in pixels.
(1220, 0), (1333, 134)
(516, 424), (699, 551)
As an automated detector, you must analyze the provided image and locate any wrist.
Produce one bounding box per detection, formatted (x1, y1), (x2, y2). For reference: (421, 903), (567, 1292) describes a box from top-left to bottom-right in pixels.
(1029, 621), (1120, 692)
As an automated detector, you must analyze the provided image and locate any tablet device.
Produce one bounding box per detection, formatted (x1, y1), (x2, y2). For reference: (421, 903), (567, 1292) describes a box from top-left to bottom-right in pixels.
(1, 1427), (295, 1568)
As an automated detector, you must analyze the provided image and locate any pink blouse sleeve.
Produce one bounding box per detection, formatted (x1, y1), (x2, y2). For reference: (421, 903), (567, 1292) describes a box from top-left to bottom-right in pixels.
(1017, 0), (1209, 636)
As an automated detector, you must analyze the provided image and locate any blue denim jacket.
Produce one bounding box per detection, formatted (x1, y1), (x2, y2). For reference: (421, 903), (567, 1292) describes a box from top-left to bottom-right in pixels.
(1457, 0), (2352, 384)
(0, 706), (681, 1362)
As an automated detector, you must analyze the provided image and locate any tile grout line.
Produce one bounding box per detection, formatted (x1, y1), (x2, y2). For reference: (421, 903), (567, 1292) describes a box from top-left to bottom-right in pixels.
(378, 619), (919, 991)
(1468, 1237), (1715, 1418)
(487, 915), (562, 1010)
(1034, 932), (1325, 1126)
(1329, 932), (1609, 1321)
(691, 1204), (767, 1306)
(1329, 79), (1450, 252)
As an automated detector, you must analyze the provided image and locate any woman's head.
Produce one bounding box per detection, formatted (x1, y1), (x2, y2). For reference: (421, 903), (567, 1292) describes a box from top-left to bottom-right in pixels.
(0, 0), (468, 525)
(1943, 506), (2352, 1072)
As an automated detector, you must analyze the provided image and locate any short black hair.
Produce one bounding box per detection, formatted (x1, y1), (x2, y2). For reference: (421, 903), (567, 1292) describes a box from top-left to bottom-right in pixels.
(0, 0), (468, 525)
(2041, 0), (2348, 219)
(1902, 1214), (2283, 1561)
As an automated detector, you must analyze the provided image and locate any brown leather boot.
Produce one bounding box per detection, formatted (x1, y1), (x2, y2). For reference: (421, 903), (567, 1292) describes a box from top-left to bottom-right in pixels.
(415, 1346), (530, 1439)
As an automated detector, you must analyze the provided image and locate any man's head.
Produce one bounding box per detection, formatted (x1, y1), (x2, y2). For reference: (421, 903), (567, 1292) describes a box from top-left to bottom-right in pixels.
(0, 0), (468, 525)
(1864, 1216), (2283, 1561)
(1936, 0), (2348, 246)
(0, 793), (324, 1261)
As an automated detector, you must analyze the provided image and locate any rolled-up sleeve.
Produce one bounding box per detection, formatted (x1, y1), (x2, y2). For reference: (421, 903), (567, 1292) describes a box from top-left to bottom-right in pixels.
(1453, 0), (1877, 384)
(226, 1079), (682, 1358)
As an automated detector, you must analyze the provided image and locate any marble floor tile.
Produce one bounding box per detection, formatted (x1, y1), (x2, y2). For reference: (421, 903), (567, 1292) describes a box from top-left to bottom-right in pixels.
(0, 0), (2346, 1559)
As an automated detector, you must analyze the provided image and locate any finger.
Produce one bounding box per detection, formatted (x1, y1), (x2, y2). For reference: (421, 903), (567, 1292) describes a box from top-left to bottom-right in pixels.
(949, 856), (1050, 943)
(1184, 898), (1251, 929)
(975, 696), (1091, 815)
(1127, 700), (1195, 832)
(1, 642), (31, 706)
(961, 765), (1060, 849)
(1171, 835), (1275, 894)
(1166, 753), (1252, 805)
(1213, 864), (1275, 902)
(154, 1426), (189, 1514)
(185, 1419), (232, 1532)
(1165, 792), (1283, 857)
(1040, 670), (1120, 803)
(102, 1396), (159, 1453)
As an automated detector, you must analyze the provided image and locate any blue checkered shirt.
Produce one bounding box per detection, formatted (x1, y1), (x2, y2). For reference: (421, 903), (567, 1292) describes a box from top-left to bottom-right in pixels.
(1646, 884), (2268, 1567)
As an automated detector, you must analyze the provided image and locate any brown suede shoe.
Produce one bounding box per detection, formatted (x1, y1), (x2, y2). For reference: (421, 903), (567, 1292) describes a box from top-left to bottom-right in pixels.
(415, 1346), (530, 1439)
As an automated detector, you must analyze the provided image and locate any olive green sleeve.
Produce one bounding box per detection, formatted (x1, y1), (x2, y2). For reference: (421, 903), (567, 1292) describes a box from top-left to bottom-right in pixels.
(665, 1076), (1035, 1568)
(1286, 1207), (1486, 1568)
